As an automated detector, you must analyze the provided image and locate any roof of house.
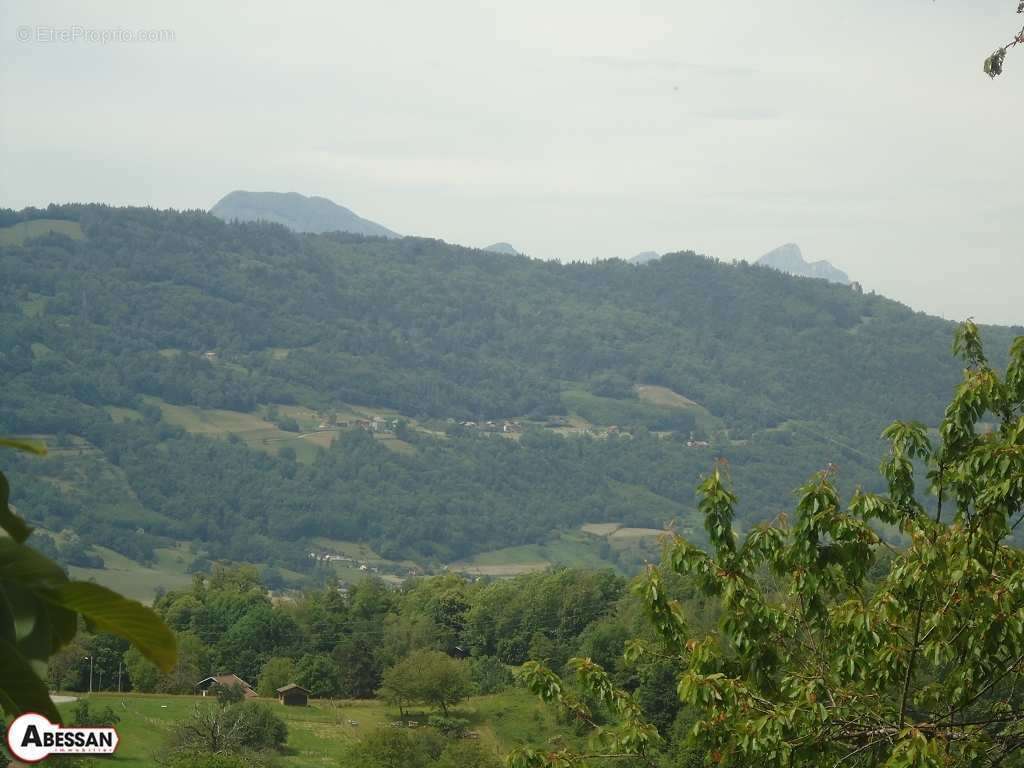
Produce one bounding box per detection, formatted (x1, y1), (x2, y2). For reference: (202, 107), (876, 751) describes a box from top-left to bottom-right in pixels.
(276, 684), (310, 694)
(196, 674), (254, 690)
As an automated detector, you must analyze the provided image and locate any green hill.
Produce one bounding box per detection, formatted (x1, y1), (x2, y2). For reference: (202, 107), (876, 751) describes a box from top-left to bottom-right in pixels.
(1, 205), (1019, 581)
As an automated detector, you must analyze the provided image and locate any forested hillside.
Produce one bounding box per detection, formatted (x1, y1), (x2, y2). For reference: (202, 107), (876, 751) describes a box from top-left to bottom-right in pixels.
(1, 204), (1018, 578)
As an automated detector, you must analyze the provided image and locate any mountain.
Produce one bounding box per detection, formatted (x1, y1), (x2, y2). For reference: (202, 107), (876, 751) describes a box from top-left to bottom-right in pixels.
(629, 251), (661, 264)
(1, 205), (1019, 576)
(483, 242), (520, 255)
(210, 190), (399, 238)
(757, 243), (850, 284)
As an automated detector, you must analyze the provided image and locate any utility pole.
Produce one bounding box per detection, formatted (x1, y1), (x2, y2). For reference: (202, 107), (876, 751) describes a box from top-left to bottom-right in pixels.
(84, 656), (93, 694)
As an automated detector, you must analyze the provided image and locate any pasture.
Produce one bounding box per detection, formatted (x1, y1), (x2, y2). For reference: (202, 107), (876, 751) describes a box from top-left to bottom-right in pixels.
(0, 218), (84, 245)
(54, 689), (565, 767)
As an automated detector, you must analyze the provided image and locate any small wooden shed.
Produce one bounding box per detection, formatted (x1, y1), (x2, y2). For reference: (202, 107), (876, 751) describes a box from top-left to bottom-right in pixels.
(276, 683), (310, 706)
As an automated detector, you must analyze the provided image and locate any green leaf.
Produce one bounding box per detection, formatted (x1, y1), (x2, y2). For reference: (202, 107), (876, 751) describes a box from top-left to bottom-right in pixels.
(0, 537), (69, 589)
(42, 581), (176, 671)
(1, 471), (33, 543)
(0, 635), (61, 721)
(0, 438), (48, 455)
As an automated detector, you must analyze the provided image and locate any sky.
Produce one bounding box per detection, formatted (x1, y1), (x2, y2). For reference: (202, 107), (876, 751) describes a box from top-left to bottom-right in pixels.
(1, 1), (1021, 326)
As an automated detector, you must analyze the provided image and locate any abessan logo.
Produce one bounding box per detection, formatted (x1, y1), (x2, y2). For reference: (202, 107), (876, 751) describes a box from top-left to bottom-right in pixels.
(5, 712), (119, 763)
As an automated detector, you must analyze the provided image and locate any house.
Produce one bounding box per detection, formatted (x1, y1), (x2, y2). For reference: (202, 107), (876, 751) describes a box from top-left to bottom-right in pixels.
(194, 674), (257, 698)
(276, 683), (310, 706)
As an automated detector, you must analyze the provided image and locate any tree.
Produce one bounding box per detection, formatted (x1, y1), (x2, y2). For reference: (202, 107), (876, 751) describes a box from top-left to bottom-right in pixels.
(418, 651), (471, 715)
(514, 324), (1024, 767)
(984, 2), (1024, 77)
(124, 630), (205, 693)
(0, 437), (176, 721)
(295, 653), (338, 698)
(257, 656), (296, 698)
(124, 644), (161, 693)
(334, 634), (382, 698)
(378, 658), (419, 717)
(380, 650), (471, 716)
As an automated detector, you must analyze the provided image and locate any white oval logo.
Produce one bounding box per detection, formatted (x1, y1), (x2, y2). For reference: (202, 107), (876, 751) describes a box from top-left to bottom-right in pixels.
(5, 712), (119, 763)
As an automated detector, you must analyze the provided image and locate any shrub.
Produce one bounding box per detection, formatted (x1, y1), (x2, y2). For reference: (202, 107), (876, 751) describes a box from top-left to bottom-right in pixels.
(467, 656), (512, 695)
(220, 702), (287, 751)
(214, 682), (245, 706)
(167, 702), (286, 758)
(342, 729), (444, 768)
(436, 741), (503, 768)
(71, 700), (120, 727)
(427, 715), (469, 738)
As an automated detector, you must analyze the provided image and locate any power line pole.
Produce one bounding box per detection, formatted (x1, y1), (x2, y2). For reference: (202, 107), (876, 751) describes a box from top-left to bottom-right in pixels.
(85, 656), (93, 694)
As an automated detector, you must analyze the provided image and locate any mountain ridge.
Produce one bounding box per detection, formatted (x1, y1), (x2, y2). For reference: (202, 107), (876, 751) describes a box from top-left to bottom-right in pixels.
(2, 204), (1020, 572)
(757, 243), (850, 284)
(210, 190), (399, 238)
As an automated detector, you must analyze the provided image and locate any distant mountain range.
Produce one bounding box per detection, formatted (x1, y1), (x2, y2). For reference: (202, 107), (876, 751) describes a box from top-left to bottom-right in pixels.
(210, 190), (399, 238)
(756, 243), (849, 285)
(629, 251), (661, 264)
(483, 242), (520, 256)
(3, 203), (1020, 575)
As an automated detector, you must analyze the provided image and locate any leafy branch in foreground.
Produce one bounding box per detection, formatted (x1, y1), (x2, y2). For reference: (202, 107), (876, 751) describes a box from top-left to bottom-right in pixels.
(1, 438), (176, 721)
(984, 1), (1024, 77)
(514, 322), (1024, 767)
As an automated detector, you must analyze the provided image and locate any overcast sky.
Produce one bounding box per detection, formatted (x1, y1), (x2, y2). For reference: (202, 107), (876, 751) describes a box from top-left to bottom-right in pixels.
(1, 1), (1021, 326)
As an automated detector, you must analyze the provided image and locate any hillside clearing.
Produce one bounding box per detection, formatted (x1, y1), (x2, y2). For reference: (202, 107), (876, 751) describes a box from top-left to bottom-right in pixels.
(580, 522), (623, 536)
(608, 526), (665, 540)
(0, 218), (84, 245)
(635, 384), (699, 408)
(67, 543), (194, 603)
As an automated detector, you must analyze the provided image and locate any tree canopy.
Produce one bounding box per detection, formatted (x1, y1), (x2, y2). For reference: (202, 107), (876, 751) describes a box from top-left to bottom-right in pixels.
(515, 324), (1024, 767)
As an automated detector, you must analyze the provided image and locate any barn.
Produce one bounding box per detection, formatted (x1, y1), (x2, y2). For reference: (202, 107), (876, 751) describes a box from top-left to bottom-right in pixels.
(276, 683), (310, 706)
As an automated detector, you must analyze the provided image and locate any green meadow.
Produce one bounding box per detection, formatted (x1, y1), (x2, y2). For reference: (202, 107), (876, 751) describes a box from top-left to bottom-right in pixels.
(56, 690), (569, 767)
(0, 218), (84, 245)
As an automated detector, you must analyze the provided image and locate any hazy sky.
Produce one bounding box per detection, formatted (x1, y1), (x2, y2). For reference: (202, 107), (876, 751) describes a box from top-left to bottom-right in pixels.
(2, 1), (1021, 326)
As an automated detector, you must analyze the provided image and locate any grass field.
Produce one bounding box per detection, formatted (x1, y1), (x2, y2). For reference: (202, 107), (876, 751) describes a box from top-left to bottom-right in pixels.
(608, 527), (665, 541)
(450, 530), (621, 576)
(580, 522), (622, 536)
(105, 405), (144, 423)
(55, 689), (568, 767)
(146, 397), (423, 463)
(560, 388), (712, 433)
(634, 384), (698, 408)
(20, 294), (48, 317)
(68, 543), (195, 603)
(146, 397), (328, 463)
(0, 218), (84, 245)
(635, 383), (724, 434)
